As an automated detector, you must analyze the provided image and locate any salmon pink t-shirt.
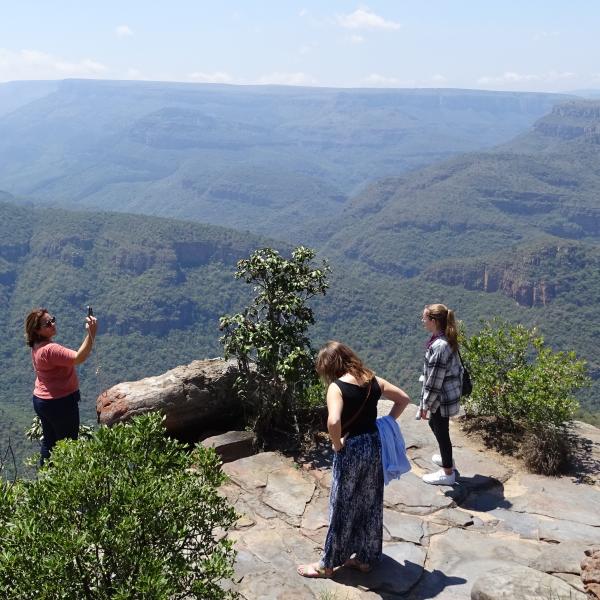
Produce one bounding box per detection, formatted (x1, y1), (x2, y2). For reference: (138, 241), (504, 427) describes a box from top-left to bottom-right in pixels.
(31, 341), (78, 400)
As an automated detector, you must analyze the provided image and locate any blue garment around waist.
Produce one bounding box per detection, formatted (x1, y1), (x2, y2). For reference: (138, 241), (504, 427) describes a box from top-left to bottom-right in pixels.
(375, 415), (411, 485)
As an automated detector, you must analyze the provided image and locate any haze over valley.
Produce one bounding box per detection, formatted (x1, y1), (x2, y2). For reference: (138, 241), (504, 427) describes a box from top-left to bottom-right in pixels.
(1, 79), (600, 464)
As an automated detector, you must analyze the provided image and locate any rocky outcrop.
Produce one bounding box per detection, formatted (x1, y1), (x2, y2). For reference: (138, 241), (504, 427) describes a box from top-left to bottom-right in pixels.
(223, 402), (600, 599)
(582, 547), (600, 599)
(96, 358), (243, 439)
(534, 101), (600, 143)
(423, 242), (593, 307)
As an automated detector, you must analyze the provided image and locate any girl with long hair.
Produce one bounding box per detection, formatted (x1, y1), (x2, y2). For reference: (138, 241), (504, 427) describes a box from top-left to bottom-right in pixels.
(297, 341), (410, 578)
(419, 303), (462, 485)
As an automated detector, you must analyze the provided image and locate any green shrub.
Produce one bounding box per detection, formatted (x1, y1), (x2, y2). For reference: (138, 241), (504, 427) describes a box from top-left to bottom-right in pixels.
(462, 320), (590, 429)
(220, 246), (329, 446)
(0, 413), (237, 600)
(461, 320), (590, 475)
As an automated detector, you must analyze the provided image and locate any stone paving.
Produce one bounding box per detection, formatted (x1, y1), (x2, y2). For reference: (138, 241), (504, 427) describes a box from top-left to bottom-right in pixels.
(222, 403), (600, 599)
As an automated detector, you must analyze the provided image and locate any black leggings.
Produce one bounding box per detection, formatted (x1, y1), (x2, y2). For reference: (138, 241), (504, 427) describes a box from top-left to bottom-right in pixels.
(429, 409), (453, 469)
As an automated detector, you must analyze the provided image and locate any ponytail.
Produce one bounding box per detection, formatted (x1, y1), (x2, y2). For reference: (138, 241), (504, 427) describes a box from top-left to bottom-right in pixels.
(445, 309), (459, 353)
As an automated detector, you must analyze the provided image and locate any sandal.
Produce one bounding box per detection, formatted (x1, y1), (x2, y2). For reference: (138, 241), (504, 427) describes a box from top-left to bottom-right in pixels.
(297, 563), (332, 578)
(343, 558), (372, 573)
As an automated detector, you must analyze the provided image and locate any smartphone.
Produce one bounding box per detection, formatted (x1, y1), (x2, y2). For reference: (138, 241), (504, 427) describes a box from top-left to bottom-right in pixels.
(87, 305), (94, 317)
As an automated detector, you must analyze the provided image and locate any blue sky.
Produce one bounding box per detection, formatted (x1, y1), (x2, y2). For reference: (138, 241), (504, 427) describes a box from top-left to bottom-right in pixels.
(0, 1), (597, 91)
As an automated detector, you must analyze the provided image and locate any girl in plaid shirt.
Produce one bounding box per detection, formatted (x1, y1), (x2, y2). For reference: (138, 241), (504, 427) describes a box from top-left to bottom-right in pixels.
(419, 303), (462, 486)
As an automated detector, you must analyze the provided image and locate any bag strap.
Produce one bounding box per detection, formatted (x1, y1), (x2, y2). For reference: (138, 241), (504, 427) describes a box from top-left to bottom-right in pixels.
(457, 348), (467, 368)
(341, 379), (372, 436)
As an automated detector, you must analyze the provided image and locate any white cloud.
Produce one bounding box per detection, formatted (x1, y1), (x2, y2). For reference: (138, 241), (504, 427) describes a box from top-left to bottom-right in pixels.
(299, 8), (308, 17)
(364, 73), (402, 86)
(533, 30), (559, 42)
(431, 74), (448, 84)
(115, 25), (134, 37)
(349, 34), (365, 44)
(0, 48), (108, 81)
(125, 68), (144, 80)
(257, 72), (316, 86)
(299, 44), (315, 55)
(187, 71), (233, 84)
(477, 70), (575, 86)
(338, 8), (400, 31)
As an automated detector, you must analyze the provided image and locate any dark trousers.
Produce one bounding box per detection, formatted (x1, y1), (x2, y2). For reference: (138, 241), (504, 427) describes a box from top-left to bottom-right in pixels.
(429, 408), (453, 469)
(32, 391), (80, 464)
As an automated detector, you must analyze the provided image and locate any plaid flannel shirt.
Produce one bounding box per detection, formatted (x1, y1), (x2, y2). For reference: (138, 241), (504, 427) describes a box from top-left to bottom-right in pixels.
(420, 335), (462, 417)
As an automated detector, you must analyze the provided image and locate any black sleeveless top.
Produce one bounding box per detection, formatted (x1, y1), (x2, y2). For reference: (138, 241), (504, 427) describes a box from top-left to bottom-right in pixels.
(335, 377), (382, 438)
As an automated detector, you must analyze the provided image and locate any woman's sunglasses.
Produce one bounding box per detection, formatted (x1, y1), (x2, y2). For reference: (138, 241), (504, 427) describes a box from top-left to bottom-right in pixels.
(42, 316), (56, 327)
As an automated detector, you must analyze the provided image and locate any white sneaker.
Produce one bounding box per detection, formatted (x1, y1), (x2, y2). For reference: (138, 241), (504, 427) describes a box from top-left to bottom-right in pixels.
(432, 454), (456, 469)
(422, 469), (456, 486)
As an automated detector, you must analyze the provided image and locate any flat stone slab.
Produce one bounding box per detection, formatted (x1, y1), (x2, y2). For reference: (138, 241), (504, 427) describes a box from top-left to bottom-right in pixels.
(223, 451), (289, 490)
(429, 507), (476, 528)
(507, 473), (600, 526)
(471, 564), (587, 599)
(383, 509), (426, 544)
(201, 430), (255, 463)
(412, 527), (545, 598)
(237, 569), (315, 600)
(301, 494), (329, 531)
(489, 507), (600, 545)
(529, 540), (585, 575)
(262, 467), (315, 517)
(384, 472), (455, 515)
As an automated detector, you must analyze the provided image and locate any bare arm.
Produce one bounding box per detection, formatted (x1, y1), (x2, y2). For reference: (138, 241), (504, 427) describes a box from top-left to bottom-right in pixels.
(326, 382), (344, 452)
(377, 377), (411, 420)
(73, 316), (98, 365)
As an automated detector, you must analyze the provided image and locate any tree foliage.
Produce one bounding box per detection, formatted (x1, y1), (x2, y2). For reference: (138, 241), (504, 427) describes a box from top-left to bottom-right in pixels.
(462, 319), (590, 429)
(0, 413), (237, 600)
(220, 246), (330, 445)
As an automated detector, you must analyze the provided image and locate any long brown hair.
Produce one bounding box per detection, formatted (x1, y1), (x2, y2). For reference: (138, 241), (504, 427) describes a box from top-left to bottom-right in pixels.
(316, 341), (374, 385)
(25, 308), (49, 348)
(425, 303), (459, 352)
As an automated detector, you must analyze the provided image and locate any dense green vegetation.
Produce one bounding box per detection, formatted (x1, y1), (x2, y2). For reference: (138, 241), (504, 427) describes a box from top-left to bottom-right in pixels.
(2, 97), (600, 473)
(0, 80), (569, 243)
(0, 413), (237, 599)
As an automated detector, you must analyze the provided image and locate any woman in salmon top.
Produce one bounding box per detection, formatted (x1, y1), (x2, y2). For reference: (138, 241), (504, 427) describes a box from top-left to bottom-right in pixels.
(25, 308), (98, 465)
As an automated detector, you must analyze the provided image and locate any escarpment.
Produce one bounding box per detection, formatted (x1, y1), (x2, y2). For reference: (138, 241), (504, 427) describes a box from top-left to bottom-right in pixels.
(423, 242), (597, 307)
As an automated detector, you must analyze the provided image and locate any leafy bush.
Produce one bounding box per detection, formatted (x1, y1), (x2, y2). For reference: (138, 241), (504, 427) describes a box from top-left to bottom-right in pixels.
(462, 320), (590, 429)
(0, 413), (237, 600)
(220, 246), (329, 446)
(461, 320), (590, 474)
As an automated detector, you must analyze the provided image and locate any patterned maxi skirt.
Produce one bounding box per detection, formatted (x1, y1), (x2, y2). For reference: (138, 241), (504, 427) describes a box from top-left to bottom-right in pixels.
(320, 430), (384, 569)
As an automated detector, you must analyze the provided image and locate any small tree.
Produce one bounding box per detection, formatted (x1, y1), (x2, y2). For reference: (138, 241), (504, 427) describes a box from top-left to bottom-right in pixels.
(220, 246), (329, 445)
(462, 320), (589, 428)
(461, 320), (590, 474)
(0, 413), (237, 600)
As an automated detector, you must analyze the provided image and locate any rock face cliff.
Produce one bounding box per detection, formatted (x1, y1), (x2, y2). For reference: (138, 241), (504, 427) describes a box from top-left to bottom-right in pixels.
(423, 241), (596, 307)
(534, 100), (600, 142)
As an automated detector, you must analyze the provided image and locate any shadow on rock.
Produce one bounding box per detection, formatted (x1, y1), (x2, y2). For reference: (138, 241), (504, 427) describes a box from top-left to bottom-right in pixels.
(330, 557), (466, 599)
(567, 429), (600, 484)
(406, 567), (468, 600)
(451, 475), (512, 512)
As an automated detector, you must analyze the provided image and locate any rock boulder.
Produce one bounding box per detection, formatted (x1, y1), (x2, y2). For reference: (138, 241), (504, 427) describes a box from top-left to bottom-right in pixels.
(96, 358), (242, 439)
